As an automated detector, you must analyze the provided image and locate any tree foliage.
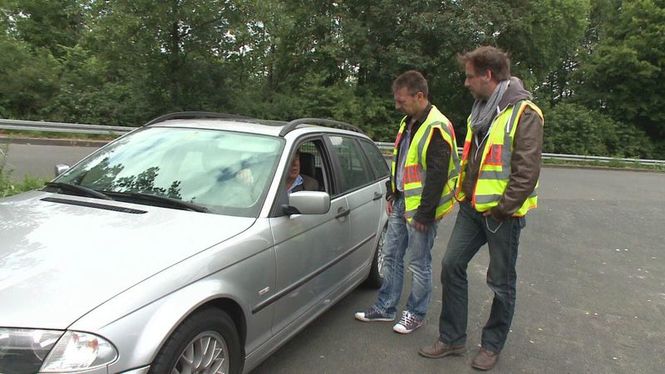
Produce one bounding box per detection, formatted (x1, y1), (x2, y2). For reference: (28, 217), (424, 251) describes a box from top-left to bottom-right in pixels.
(0, 0), (663, 158)
(544, 103), (654, 158)
(575, 0), (665, 140)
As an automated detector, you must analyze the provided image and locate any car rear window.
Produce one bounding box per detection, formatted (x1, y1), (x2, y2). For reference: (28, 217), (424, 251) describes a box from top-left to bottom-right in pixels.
(359, 139), (390, 179)
(328, 136), (374, 193)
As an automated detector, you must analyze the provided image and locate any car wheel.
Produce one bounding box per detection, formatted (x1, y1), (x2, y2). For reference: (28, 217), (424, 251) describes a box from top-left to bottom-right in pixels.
(365, 224), (387, 288)
(149, 308), (242, 374)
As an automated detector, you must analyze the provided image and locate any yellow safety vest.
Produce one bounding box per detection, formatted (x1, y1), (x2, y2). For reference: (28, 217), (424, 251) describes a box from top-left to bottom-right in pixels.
(455, 100), (543, 217)
(391, 106), (459, 222)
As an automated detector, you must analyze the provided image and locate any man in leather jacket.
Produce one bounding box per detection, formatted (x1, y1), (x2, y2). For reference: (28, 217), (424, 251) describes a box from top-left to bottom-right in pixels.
(419, 46), (544, 371)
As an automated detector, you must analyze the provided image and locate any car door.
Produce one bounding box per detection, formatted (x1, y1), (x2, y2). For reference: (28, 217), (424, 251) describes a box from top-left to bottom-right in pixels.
(358, 137), (391, 231)
(268, 138), (350, 334)
(325, 135), (385, 277)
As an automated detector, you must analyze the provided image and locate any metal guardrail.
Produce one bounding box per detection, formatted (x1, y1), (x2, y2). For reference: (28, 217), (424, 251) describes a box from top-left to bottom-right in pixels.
(540, 153), (665, 166)
(375, 144), (665, 167)
(2, 118), (665, 167)
(0, 118), (131, 135)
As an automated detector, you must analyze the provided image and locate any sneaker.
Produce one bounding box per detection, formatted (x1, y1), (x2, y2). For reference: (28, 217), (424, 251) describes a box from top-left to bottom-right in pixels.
(392, 310), (424, 334)
(354, 306), (395, 322)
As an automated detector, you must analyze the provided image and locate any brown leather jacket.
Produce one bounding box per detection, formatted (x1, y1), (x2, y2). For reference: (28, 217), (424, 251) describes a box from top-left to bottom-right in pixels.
(461, 77), (544, 220)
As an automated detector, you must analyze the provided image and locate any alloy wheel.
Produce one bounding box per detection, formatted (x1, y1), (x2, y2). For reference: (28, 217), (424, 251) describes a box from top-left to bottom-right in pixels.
(171, 331), (230, 374)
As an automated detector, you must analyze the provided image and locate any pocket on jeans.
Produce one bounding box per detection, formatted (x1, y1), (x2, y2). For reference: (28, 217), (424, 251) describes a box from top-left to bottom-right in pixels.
(484, 215), (503, 233)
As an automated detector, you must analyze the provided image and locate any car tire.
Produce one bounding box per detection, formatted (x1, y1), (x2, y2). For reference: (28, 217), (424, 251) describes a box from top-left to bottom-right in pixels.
(149, 308), (242, 374)
(365, 224), (387, 288)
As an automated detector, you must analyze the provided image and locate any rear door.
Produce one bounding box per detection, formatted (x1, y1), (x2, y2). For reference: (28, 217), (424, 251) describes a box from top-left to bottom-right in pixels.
(325, 135), (386, 277)
(358, 138), (391, 234)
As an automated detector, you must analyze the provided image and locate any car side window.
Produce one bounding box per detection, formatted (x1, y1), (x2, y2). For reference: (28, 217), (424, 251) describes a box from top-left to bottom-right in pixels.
(359, 139), (390, 180)
(288, 140), (329, 193)
(328, 136), (374, 193)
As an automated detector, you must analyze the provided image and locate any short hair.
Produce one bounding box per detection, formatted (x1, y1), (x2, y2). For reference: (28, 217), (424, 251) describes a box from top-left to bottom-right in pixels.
(457, 46), (511, 81)
(392, 70), (428, 96)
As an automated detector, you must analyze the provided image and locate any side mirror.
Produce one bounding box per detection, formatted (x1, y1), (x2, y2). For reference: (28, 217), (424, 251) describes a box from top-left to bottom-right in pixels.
(54, 164), (70, 177)
(282, 191), (331, 215)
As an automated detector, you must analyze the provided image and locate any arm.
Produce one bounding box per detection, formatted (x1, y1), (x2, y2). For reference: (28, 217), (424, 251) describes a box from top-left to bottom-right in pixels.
(413, 129), (450, 225)
(489, 108), (543, 220)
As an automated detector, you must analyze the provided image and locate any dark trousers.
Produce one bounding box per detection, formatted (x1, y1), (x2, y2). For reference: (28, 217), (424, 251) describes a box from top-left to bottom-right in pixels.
(438, 201), (525, 353)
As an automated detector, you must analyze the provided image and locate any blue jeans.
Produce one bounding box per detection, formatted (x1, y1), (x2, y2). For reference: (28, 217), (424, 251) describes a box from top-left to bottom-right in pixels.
(439, 201), (525, 353)
(374, 197), (438, 319)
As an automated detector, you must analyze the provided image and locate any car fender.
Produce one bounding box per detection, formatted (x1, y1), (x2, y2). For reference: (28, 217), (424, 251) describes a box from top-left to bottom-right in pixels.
(97, 251), (275, 372)
(71, 225), (276, 372)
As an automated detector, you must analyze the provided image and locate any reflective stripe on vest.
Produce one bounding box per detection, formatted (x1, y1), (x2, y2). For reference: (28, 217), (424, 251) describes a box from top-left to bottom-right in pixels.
(390, 106), (459, 222)
(455, 100), (542, 217)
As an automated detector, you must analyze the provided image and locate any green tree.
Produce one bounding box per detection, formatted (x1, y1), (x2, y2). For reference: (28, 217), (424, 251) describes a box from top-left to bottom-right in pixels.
(2, 0), (85, 58)
(544, 103), (653, 158)
(0, 35), (61, 119)
(493, 0), (591, 86)
(41, 44), (140, 125)
(331, 0), (591, 140)
(575, 0), (665, 143)
(79, 0), (243, 123)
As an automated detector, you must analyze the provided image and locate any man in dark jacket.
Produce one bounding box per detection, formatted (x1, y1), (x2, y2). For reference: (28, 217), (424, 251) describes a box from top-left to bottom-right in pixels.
(419, 46), (544, 370)
(286, 151), (319, 193)
(355, 70), (459, 334)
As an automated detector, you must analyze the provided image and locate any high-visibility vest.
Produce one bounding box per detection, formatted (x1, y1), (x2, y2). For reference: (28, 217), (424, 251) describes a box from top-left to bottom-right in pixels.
(391, 106), (459, 222)
(455, 100), (543, 217)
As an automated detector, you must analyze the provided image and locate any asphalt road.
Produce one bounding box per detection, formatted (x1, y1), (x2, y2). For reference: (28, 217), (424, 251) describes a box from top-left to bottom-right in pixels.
(1, 141), (100, 181)
(252, 167), (665, 374)
(3, 141), (665, 373)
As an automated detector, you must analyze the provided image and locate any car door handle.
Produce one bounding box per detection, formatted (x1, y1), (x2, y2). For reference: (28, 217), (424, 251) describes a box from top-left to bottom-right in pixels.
(335, 207), (350, 219)
(373, 192), (383, 201)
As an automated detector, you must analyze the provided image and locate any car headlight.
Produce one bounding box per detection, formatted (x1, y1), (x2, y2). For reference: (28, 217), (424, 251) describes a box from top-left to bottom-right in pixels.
(0, 328), (64, 374)
(40, 331), (118, 372)
(0, 328), (117, 373)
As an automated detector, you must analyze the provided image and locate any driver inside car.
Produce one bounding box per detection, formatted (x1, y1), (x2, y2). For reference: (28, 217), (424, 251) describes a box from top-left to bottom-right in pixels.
(286, 150), (319, 193)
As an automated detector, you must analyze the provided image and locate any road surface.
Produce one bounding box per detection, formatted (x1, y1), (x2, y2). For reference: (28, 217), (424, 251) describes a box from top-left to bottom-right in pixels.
(1, 141), (101, 181)
(252, 167), (665, 374)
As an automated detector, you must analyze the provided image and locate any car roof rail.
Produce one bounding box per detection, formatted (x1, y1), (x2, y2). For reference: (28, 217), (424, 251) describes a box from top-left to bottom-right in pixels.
(280, 118), (365, 137)
(143, 111), (251, 126)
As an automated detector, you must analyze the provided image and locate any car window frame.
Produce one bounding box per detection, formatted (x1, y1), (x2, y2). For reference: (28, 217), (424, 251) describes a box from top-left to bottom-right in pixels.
(324, 134), (378, 197)
(268, 135), (338, 217)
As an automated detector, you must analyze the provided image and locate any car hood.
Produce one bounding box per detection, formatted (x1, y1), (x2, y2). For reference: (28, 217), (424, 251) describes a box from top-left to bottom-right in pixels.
(0, 191), (255, 329)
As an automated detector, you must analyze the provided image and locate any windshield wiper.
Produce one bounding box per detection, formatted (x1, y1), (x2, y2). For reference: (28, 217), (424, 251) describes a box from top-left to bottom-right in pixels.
(105, 191), (209, 213)
(44, 182), (113, 200)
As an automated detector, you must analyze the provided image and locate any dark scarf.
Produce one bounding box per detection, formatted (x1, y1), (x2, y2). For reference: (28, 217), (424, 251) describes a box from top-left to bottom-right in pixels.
(469, 79), (509, 135)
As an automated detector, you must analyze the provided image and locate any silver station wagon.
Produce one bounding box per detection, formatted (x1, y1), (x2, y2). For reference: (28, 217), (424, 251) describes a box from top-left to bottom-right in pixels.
(0, 112), (389, 374)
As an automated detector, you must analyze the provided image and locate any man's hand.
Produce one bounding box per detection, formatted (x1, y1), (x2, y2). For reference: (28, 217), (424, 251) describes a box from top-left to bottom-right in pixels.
(483, 207), (508, 221)
(386, 199), (393, 215)
(411, 218), (428, 232)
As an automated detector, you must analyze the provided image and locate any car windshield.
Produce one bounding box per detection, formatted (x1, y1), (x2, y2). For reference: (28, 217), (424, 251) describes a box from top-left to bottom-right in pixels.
(55, 126), (284, 217)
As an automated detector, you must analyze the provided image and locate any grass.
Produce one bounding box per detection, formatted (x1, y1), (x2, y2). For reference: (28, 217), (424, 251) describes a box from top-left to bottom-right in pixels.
(1, 144), (48, 198)
(0, 173), (47, 198)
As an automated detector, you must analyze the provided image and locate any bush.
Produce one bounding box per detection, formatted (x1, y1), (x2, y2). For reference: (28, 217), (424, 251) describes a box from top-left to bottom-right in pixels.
(544, 103), (654, 158)
(1, 145), (15, 197)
